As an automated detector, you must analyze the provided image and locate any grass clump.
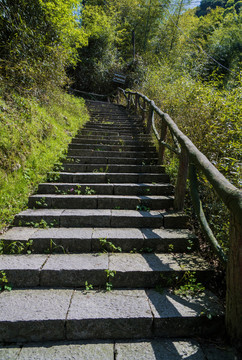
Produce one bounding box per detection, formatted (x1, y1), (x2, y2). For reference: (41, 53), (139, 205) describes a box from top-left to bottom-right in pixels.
(0, 90), (89, 233)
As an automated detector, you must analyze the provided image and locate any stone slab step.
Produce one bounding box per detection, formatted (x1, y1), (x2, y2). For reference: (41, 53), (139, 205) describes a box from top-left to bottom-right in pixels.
(0, 227), (198, 253)
(89, 119), (142, 124)
(0, 338), (236, 360)
(14, 209), (189, 229)
(72, 134), (152, 142)
(77, 130), (151, 139)
(28, 194), (173, 210)
(78, 130), (147, 137)
(0, 253), (212, 288)
(51, 172), (170, 184)
(68, 143), (155, 151)
(85, 120), (143, 126)
(83, 124), (144, 130)
(71, 138), (152, 146)
(67, 149), (157, 158)
(62, 164), (164, 174)
(38, 183), (173, 196)
(87, 99), (122, 105)
(86, 116), (141, 121)
(0, 288), (224, 342)
(88, 113), (142, 118)
(64, 156), (158, 165)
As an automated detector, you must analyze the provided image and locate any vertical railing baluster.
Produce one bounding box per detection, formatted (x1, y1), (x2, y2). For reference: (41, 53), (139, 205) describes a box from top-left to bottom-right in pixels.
(135, 93), (138, 114)
(146, 106), (153, 134)
(226, 213), (242, 346)
(117, 89), (120, 105)
(142, 99), (146, 124)
(174, 147), (189, 211)
(127, 93), (131, 109)
(158, 118), (168, 165)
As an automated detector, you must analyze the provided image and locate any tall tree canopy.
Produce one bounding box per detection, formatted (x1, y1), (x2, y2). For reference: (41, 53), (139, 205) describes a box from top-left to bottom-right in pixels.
(0, 0), (87, 96)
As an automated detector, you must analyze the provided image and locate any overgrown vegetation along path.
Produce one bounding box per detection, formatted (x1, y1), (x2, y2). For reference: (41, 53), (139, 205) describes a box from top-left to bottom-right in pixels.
(0, 100), (234, 358)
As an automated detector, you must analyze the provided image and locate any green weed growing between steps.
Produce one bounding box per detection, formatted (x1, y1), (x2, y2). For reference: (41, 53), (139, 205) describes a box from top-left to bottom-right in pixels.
(0, 91), (89, 232)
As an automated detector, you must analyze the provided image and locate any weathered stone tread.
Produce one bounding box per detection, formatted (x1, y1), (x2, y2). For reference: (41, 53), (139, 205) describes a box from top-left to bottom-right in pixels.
(28, 194), (173, 210)
(0, 227), (197, 253)
(14, 209), (188, 228)
(0, 289), (223, 342)
(0, 339), (237, 360)
(0, 253), (211, 287)
(37, 182), (173, 196)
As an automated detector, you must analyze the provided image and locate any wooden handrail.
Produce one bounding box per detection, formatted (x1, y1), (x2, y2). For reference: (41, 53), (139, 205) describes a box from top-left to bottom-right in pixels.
(117, 87), (242, 345)
(117, 87), (242, 262)
(74, 87), (241, 344)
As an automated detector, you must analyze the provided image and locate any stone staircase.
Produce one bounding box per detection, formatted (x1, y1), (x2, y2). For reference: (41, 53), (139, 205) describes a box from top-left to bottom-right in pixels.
(0, 100), (226, 358)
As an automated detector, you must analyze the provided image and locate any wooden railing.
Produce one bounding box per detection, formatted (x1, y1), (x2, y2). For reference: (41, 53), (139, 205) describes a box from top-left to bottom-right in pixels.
(116, 87), (242, 345)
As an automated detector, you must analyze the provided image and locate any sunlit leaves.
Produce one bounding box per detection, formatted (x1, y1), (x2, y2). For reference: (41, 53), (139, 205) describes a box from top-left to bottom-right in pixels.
(0, 0), (87, 96)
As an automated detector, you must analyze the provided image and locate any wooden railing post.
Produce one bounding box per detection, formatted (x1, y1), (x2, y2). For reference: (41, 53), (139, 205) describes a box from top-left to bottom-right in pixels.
(135, 93), (138, 114)
(226, 214), (242, 349)
(127, 93), (131, 109)
(142, 99), (146, 124)
(174, 148), (189, 211)
(146, 106), (153, 134)
(158, 119), (168, 165)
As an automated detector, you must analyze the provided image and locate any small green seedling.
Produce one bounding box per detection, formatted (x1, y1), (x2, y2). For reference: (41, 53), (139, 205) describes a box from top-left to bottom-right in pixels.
(35, 197), (48, 208)
(105, 270), (116, 291)
(84, 186), (96, 195)
(0, 271), (12, 291)
(99, 238), (122, 253)
(136, 204), (150, 212)
(85, 281), (93, 291)
(168, 244), (174, 253)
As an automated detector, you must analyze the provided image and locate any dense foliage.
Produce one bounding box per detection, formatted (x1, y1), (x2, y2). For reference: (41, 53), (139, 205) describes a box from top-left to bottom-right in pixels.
(0, 0), (87, 96)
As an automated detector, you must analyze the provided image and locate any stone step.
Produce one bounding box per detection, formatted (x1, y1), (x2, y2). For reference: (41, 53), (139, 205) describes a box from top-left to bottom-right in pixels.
(88, 108), (132, 113)
(85, 120), (143, 125)
(0, 338), (235, 359)
(62, 164), (164, 174)
(0, 253), (212, 288)
(68, 143), (156, 152)
(87, 104), (125, 110)
(28, 194), (173, 210)
(38, 183), (173, 196)
(90, 118), (140, 123)
(64, 156), (158, 165)
(89, 117), (140, 123)
(77, 132), (148, 139)
(67, 149), (157, 158)
(77, 130), (151, 138)
(83, 124), (144, 130)
(72, 134), (152, 142)
(49, 172), (170, 184)
(81, 127), (145, 134)
(0, 288), (224, 342)
(14, 209), (189, 229)
(88, 110), (132, 115)
(0, 227), (198, 253)
(87, 99), (121, 105)
(78, 129), (148, 137)
(71, 138), (152, 146)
